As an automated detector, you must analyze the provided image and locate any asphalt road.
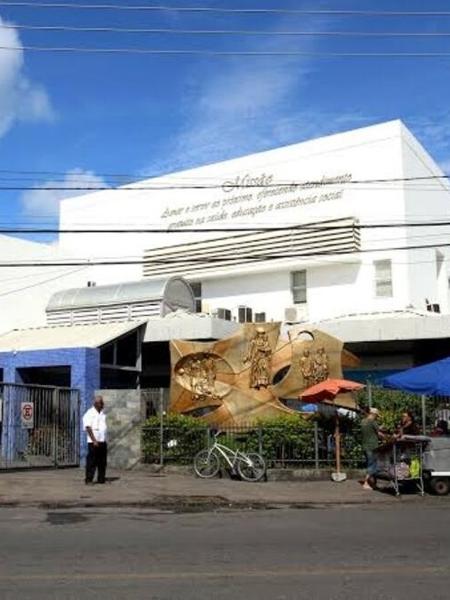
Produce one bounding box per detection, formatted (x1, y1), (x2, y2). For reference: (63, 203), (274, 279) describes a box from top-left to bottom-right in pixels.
(0, 503), (449, 599)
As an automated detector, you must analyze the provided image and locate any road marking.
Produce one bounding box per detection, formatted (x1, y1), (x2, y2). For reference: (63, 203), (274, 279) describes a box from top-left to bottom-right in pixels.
(0, 564), (449, 582)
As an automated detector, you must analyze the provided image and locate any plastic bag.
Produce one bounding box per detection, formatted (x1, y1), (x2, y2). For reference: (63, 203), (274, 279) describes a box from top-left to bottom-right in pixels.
(410, 457), (420, 478)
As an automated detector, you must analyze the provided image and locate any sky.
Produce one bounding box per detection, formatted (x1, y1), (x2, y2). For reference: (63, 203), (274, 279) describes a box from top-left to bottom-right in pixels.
(2, 0), (450, 231)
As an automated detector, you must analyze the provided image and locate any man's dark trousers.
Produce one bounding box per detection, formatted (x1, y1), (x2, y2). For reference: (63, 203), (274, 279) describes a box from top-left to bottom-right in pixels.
(85, 442), (107, 483)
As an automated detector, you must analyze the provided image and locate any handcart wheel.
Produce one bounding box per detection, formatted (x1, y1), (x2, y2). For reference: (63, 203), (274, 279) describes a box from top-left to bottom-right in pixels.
(431, 478), (450, 496)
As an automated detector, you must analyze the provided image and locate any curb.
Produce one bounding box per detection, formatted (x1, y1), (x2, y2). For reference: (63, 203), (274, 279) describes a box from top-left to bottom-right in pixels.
(139, 464), (367, 482)
(0, 494), (425, 511)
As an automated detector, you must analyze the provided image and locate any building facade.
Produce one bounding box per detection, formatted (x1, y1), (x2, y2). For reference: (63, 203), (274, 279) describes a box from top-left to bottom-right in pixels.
(0, 120), (449, 375)
(57, 120), (450, 324)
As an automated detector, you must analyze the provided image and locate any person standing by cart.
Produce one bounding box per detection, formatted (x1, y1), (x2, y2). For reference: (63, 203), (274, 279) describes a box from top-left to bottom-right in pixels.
(361, 407), (384, 490)
(397, 410), (420, 437)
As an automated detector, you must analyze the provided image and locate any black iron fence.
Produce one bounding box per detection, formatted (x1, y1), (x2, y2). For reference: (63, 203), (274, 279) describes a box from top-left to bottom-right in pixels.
(141, 421), (365, 469)
(141, 384), (450, 469)
(0, 383), (80, 470)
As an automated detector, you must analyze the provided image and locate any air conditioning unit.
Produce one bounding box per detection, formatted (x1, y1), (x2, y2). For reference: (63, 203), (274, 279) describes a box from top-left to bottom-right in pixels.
(284, 306), (308, 323)
(217, 308), (232, 321)
(238, 306), (253, 323)
(426, 299), (441, 313)
(254, 312), (266, 323)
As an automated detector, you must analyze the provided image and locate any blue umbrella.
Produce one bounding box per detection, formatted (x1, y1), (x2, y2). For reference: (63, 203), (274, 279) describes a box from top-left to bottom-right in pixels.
(383, 357), (450, 396)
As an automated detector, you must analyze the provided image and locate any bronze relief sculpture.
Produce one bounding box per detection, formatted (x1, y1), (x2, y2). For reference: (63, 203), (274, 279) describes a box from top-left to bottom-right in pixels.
(169, 324), (358, 426)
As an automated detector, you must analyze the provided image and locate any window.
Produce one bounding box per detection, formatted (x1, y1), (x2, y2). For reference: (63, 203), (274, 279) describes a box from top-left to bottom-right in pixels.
(238, 306), (253, 323)
(190, 281), (202, 313)
(374, 259), (393, 297)
(291, 270), (307, 304)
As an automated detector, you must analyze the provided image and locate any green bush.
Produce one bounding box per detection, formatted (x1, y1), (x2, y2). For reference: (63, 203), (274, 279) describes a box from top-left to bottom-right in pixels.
(356, 387), (422, 434)
(141, 413), (366, 467)
(141, 413), (318, 466)
(142, 414), (207, 464)
(251, 414), (316, 464)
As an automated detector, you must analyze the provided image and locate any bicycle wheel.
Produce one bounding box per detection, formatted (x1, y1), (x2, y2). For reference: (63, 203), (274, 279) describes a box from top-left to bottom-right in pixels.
(193, 449), (220, 479)
(237, 452), (266, 482)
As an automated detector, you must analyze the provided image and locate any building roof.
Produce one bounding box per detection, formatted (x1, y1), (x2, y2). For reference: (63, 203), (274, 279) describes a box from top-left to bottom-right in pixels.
(0, 314), (239, 352)
(0, 321), (145, 352)
(306, 311), (450, 343)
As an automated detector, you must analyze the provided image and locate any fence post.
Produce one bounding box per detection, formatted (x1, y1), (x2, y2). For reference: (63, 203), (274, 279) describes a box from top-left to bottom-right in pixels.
(367, 381), (373, 408)
(421, 394), (427, 435)
(159, 388), (164, 467)
(52, 387), (59, 467)
(258, 427), (263, 457)
(314, 421), (319, 470)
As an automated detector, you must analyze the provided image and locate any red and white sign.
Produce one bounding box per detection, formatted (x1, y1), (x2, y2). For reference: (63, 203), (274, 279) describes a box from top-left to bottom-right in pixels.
(21, 402), (34, 429)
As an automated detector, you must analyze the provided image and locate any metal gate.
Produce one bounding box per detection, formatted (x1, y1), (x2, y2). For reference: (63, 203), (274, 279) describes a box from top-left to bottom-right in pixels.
(0, 383), (80, 469)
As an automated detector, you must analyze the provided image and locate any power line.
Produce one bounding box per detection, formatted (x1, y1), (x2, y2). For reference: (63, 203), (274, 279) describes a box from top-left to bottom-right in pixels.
(4, 45), (450, 57)
(2, 220), (450, 234)
(0, 217), (447, 228)
(1, 239), (450, 267)
(0, 265), (88, 297)
(4, 23), (450, 37)
(0, 265), (83, 284)
(1, 173), (450, 190)
(2, 3), (450, 16)
(0, 170), (448, 186)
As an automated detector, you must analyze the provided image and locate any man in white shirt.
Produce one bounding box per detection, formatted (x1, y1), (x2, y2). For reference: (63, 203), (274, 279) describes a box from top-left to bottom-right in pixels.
(82, 395), (108, 484)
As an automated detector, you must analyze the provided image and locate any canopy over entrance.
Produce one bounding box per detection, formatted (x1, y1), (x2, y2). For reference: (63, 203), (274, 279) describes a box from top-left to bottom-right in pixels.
(383, 357), (450, 396)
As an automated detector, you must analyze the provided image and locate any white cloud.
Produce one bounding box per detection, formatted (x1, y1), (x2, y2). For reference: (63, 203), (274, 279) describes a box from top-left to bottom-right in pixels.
(0, 15), (54, 138)
(148, 53), (310, 174)
(21, 169), (107, 218)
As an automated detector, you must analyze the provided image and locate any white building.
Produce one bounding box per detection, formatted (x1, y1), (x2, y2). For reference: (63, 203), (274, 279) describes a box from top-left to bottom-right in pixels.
(2, 119), (450, 374)
(57, 120), (450, 320)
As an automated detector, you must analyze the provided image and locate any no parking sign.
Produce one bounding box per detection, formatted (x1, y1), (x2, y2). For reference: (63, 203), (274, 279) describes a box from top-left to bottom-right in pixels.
(21, 402), (34, 429)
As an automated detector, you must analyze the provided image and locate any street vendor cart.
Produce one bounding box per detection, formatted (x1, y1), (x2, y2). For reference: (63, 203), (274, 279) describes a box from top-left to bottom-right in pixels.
(422, 436), (450, 495)
(374, 435), (431, 496)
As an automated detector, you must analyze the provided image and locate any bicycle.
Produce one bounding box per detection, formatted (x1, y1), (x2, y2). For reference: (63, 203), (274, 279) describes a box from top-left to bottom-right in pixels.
(193, 431), (266, 482)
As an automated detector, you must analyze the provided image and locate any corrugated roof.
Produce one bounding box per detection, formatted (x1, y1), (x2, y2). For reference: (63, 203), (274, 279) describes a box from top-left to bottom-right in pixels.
(0, 321), (145, 352)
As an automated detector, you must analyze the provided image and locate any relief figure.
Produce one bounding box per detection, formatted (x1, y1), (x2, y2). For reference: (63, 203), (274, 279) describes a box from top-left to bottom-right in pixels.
(312, 346), (329, 384)
(177, 354), (218, 401)
(244, 328), (272, 389)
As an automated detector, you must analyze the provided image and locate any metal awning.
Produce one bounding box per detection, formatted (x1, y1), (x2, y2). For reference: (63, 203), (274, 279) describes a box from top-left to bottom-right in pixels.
(0, 321), (146, 352)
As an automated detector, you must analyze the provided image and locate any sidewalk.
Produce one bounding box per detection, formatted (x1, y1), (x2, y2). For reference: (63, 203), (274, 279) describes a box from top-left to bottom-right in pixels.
(0, 467), (445, 510)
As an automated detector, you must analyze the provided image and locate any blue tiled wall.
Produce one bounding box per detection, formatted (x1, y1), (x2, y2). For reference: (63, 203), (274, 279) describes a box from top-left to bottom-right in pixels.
(0, 347), (100, 462)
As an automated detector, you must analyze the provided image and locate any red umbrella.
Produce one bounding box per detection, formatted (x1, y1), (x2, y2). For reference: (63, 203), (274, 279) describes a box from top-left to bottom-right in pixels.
(300, 378), (365, 404)
(300, 378), (365, 482)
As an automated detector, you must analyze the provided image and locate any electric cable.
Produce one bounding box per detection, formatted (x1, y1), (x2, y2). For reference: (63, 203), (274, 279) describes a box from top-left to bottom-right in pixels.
(1, 239), (450, 267)
(0, 265), (88, 296)
(2, 3), (450, 16)
(1, 173), (450, 190)
(4, 23), (450, 37)
(3, 45), (450, 57)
